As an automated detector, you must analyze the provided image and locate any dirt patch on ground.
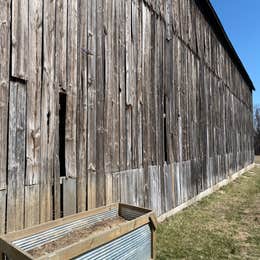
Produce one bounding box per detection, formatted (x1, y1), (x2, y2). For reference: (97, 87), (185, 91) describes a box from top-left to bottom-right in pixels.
(28, 217), (127, 258)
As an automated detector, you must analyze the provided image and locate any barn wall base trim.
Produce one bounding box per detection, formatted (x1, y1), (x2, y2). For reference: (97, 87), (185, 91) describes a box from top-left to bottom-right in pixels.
(158, 163), (255, 223)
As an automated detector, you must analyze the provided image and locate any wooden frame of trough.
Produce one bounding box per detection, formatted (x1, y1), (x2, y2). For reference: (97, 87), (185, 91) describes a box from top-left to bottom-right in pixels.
(0, 203), (158, 260)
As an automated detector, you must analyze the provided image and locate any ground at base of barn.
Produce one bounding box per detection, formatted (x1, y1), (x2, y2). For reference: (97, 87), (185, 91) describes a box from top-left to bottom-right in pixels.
(157, 165), (260, 259)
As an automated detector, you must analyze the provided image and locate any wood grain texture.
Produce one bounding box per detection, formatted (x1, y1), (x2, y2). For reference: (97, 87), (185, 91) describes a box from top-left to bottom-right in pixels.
(40, 0), (56, 223)
(63, 178), (77, 217)
(76, 0), (88, 213)
(0, 190), (6, 235)
(0, 0), (255, 233)
(65, 0), (78, 179)
(11, 0), (28, 80)
(0, 0), (10, 191)
(19, 4), (42, 232)
(7, 82), (26, 233)
(25, 185), (40, 228)
(87, 0), (97, 209)
(55, 0), (67, 92)
(96, 0), (106, 207)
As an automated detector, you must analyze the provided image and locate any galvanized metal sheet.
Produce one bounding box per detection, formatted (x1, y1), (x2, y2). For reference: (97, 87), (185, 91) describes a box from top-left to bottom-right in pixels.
(12, 208), (118, 251)
(75, 224), (152, 260)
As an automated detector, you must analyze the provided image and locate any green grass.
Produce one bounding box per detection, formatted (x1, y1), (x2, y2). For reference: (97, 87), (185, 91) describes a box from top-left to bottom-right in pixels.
(156, 167), (260, 259)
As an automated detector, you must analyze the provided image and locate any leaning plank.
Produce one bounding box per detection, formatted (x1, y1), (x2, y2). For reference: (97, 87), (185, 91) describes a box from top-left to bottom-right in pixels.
(7, 82), (26, 233)
(0, 0), (10, 191)
(11, 0), (28, 80)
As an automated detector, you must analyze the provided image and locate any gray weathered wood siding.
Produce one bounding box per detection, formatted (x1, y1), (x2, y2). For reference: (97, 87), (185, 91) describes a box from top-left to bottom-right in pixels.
(0, 0), (254, 234)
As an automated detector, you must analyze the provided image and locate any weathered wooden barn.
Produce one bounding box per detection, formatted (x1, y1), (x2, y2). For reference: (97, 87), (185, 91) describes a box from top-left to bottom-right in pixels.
(0, 0), (255, 234)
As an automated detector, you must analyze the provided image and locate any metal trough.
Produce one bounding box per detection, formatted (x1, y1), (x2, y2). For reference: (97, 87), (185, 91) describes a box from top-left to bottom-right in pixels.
(0, 203), (157, 259)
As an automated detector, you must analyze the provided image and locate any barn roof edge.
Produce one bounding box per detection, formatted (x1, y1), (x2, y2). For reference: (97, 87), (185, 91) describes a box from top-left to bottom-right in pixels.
(195, 0), (255, 91)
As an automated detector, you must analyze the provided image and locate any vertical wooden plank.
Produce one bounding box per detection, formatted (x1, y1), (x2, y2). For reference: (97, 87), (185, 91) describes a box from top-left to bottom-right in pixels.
(54, 0), (67, 219)
(76, 0), (88, 213)
(104, 0), (120, 205)
(111, 172), (120, 203)
(40, 0), (56, 223)
(0, 190), (6, 235)
(7, 82), (26, 233)
(11, 0), (28, 80)
(154, 18), (163, 166)
(63, 178), (77, 216)
(148, 166), (161, 216)
(142, 2), (152, 208)
(125, 0), (133, 170)
(87, 0), (97, 209)
(96, 0), (105, 207)
(66, 0), (78, 178)
(55, 0), (67, 91)
(131, 0), (139, 169)
(119, 0), (127, 171)
(53, 104), (61, 219)
(24, 0), (43, 228)
(149, 11), (157, 166)
(51, 7), (62, 221)
(165, 0), (173, 41)
(136, 0), (143, 169)
(26, 2), (42, 183)
(0, 0), (10, 192)
(24, 185), (40, 228)
(164, 2), (174, 164)
(104, 0), (111, 186)
(125, 0), (134, 107)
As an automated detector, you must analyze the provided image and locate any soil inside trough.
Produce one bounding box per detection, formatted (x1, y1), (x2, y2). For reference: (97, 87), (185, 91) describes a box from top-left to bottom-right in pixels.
(27, 216), (127, 258)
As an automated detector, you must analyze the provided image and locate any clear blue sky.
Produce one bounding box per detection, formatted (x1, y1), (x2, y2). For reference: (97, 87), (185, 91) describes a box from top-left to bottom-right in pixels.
(210, 0), (260, 105)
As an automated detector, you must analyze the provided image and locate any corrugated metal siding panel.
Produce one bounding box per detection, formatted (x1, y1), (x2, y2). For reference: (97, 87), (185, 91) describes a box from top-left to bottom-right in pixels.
(75, 224), (152, 260)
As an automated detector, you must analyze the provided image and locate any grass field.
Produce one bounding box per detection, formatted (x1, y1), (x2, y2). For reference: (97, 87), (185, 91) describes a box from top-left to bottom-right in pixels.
(156, 166), (260, 259)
